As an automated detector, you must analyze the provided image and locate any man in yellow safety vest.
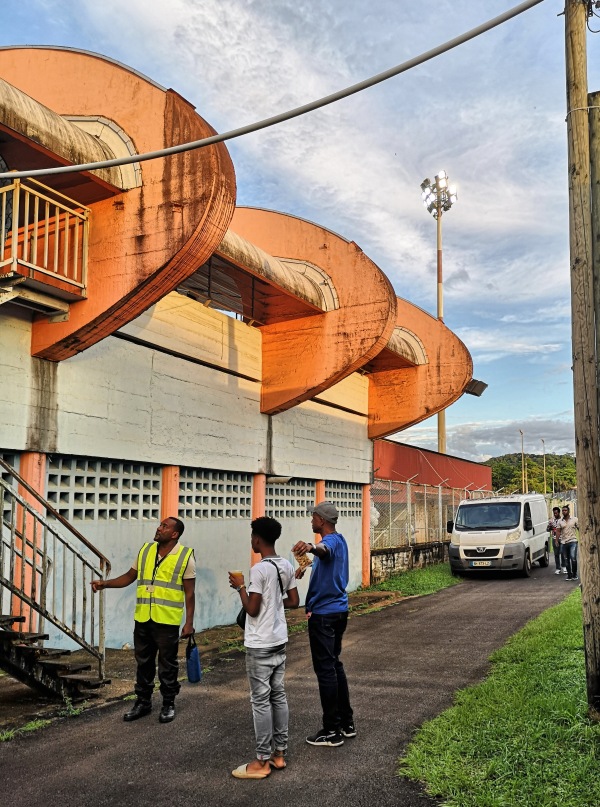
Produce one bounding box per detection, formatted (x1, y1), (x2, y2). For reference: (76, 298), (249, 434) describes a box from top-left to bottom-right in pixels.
(91, 516), (195, 723)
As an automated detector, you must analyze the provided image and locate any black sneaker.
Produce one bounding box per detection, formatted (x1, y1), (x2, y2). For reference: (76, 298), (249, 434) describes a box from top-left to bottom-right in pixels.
(341, 722), (357, 738)
(306, 728), (344, 746)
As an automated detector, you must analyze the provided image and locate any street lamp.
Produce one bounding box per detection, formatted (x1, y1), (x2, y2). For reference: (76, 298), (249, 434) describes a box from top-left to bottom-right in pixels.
(421, 170), (457, 455)
(519, 429), (525, 493)
(541, 438), (547, 495)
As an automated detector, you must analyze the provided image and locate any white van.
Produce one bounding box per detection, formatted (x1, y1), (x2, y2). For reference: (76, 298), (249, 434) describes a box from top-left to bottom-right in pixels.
(447, 494), (550, 577)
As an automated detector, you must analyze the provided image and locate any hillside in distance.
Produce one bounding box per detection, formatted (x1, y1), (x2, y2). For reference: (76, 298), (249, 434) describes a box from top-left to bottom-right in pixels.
(484, 453), (576, 493)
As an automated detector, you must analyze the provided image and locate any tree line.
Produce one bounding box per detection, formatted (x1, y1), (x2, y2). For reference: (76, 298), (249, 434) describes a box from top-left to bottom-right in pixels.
(483, 453), (576, 494)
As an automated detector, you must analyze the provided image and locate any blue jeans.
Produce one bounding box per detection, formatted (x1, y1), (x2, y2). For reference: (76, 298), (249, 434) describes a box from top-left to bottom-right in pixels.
(245, 646), (288, 760)
(563, 542), (578, 578)
(308, 612), (353, 732)
(553, 539), (564, 570)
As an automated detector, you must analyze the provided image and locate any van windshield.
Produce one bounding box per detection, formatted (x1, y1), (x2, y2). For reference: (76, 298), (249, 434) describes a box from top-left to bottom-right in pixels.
(455, 502), (521, 531)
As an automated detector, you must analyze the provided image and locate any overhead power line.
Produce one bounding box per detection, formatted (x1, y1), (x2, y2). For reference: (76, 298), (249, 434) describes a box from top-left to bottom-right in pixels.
(0, 0), (545, 180)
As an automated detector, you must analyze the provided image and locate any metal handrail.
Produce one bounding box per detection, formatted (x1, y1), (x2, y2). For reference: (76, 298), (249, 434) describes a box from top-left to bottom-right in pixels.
(0, 177), (89, 290)
(0, 457), (109, 679)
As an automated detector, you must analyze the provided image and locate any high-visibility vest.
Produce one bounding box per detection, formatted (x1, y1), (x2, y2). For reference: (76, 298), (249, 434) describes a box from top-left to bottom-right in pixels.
(134, 542), (193, 625)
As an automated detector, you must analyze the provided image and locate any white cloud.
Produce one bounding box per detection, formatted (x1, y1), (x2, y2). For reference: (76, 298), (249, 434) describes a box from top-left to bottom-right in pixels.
(397, 415), (575, 462)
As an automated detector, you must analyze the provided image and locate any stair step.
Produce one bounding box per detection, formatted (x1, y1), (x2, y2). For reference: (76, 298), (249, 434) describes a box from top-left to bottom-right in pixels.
(38, 659), (92, 673)
(0, 630), (49, 642)
(12, 645), (72, 657)
(0, 615), (26, 627)
(40, 647), (72, 657)
(58, 674), (111, 689)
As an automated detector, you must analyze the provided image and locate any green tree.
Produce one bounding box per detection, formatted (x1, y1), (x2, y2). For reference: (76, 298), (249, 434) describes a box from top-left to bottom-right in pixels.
(484, 453), (576, 493)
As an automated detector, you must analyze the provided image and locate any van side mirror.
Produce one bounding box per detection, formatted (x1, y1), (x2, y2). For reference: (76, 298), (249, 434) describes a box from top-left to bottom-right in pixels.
(524, 517), (533, 531)
(446, 520), (454, 533)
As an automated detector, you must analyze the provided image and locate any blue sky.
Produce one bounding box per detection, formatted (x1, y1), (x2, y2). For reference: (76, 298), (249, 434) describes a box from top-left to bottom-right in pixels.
(3, 0), (597, 461)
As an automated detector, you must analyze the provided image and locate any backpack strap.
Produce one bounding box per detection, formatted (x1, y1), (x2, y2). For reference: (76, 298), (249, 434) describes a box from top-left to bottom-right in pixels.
(262, 558), (284, 595)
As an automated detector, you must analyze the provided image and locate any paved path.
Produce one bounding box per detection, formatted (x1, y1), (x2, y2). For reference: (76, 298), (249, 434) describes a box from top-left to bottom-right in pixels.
(0, 566), (575, 806)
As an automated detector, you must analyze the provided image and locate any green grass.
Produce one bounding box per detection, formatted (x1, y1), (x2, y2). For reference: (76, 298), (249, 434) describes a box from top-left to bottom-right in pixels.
(400, 590), (600, 807)
(366, 562), (461, 597)
(59, 696), (85, 717)
(0, 719), (51, 742)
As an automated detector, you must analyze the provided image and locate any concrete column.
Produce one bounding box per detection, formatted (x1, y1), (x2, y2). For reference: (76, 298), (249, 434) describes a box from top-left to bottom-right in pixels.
(160, 466), (180, 521)
(314, 480), (326, 543)
(251, 473), (266, 565)
(15, 452), (47, 628)
(362, 484), (371, 587)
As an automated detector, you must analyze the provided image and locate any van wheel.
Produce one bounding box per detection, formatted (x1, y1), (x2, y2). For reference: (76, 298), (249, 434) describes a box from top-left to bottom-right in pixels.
(521, 550), (532, 578)
(538, 544), (549, 568)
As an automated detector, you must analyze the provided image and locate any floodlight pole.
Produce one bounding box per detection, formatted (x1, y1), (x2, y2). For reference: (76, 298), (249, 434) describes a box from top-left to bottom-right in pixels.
(436, 201), (446, 454)
(421, 172), (456, 455)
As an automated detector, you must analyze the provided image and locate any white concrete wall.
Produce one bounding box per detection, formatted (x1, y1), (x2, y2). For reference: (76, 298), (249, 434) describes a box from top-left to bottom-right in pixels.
(0, 306), (38, 450)
(0, 298), (370, 647)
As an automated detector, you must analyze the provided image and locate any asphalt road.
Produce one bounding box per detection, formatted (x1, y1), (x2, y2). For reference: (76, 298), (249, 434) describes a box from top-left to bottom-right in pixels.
(0, 565), (575, 806)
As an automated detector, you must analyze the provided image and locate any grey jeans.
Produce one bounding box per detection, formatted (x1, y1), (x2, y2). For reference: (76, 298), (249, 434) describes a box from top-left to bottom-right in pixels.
(245, 645), (289, 760)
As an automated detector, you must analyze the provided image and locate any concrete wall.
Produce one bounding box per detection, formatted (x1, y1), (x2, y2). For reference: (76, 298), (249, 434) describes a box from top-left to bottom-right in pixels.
(0, 299), (370, 647)
(370, 542), (449, 583)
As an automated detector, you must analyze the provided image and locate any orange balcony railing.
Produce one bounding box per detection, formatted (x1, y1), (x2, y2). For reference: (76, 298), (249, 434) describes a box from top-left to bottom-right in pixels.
(0, 177), (90, 296)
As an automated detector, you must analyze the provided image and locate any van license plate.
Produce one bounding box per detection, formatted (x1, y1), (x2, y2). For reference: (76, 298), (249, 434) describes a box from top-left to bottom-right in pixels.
(471, 560), (491, 567)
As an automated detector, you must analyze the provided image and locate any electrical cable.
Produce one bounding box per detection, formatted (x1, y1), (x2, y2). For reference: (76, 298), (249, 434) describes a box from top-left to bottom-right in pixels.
(0, 0), (545, 180)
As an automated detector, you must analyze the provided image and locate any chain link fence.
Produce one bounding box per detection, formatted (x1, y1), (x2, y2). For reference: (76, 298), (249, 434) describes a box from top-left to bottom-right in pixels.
(370, 480), (492, 550)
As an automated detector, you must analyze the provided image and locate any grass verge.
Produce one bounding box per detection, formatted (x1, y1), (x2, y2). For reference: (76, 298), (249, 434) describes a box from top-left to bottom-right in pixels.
(365, 562), (461, 597)
(400, 589), (600, 807)
(0, 719), (51, 742)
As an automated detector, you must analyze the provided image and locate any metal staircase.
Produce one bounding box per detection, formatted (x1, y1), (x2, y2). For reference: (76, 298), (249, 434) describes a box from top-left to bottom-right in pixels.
(0, 457), (111, 700)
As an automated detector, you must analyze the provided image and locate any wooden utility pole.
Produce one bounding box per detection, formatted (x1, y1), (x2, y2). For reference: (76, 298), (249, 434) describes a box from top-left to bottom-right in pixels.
(565, 0), (600, 719)
(592, 92), (600, 429)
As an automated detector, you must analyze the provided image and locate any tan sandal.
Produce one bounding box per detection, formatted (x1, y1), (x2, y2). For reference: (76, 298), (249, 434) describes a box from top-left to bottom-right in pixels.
(232, 762), (272, 779)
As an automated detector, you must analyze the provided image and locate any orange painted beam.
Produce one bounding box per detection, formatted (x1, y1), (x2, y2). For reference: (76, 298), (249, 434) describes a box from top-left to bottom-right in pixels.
(368, 297), (473, 439)
(362, 484), (371, 587)
(313, 480), (326, 544)
(231, 208), (397, 415)
(13, 452), (47, 627)
(0, 48), (236, 361)
(251, 473), (266, 566)
(160, 466), (180, 522)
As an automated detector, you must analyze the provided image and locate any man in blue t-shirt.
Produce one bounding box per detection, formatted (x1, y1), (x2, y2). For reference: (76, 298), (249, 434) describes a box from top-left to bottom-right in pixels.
(293, 501), (355, 747)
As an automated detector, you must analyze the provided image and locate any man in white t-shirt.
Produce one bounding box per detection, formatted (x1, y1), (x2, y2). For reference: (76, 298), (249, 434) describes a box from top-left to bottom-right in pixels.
(229, 517), (299, 780)
(557, 505), (579, 581)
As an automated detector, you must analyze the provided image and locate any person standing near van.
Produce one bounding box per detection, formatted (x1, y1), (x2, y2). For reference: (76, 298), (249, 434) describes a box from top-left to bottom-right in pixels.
(548, 507), (566, 575)
(557, 505), (579, 581)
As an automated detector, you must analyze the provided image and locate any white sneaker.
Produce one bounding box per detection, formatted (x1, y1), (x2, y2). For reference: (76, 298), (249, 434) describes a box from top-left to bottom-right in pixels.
(561, 568), (568, 574)
(555, 569), (562, 575)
